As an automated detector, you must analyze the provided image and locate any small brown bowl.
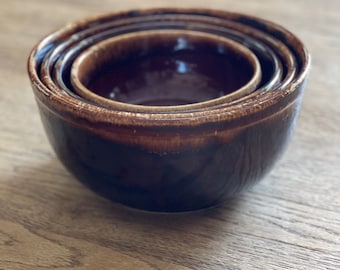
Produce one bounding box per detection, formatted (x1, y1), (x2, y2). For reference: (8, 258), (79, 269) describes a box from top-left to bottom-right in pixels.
(28, 8), (311, 212)
(70, 29), (262, 111)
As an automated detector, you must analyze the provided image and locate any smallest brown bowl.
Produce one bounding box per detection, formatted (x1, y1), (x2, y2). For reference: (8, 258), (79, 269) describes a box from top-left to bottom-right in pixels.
(70, 29), (262, 112)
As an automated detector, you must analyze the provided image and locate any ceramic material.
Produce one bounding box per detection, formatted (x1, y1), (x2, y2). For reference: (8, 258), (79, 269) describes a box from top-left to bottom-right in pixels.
(41, 13), (295, 113)
(28, 8), (311, 212)
(71, 29), (262, 109)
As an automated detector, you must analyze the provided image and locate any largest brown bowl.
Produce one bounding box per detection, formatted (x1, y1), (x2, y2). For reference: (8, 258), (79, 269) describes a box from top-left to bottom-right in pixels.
(28, 8), (310, 212)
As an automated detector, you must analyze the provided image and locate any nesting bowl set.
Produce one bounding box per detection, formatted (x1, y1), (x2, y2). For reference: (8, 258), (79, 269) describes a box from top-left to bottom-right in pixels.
(28, 8), (310, 212)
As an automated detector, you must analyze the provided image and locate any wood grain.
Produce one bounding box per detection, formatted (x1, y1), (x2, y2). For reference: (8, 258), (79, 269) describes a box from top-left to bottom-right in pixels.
(1, 0), (339, 269)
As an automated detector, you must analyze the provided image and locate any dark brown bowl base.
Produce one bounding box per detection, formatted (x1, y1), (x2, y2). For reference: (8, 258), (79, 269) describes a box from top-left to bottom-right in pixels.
(38, 90), (303, 212)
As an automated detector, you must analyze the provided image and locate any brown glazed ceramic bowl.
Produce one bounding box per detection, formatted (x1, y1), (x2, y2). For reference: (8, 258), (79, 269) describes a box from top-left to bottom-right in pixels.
(28, 8), (311, 212)
(43, 12), (294, 113)
(70, 29), (262, 110)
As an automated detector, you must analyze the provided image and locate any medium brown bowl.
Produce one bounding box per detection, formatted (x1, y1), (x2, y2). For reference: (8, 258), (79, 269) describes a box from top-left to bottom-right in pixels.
(42, 11), (292, 113)
(28, 8), (311, 212)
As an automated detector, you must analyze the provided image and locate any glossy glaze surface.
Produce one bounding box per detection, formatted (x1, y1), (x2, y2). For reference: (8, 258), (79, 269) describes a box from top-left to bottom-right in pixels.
(73, 31), (261, 106)
(40, 12), (296, 113)
(28, 8), (310, 211)
(37, 91), (303, 211)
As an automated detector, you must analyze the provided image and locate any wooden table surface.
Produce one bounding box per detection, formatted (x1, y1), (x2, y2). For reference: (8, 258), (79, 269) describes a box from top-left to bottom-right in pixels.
(1, 0), (339, 269)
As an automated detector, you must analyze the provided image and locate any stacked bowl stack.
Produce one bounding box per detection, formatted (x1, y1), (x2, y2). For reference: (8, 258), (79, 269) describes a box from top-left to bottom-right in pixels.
(28, 8), (311, 212)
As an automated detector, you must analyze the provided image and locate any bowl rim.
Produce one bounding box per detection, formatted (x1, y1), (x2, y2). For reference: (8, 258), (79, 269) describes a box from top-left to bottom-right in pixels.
(48, 14), (288, 114)
(70, 29), (262, 111)
(28, 7), (311, 127)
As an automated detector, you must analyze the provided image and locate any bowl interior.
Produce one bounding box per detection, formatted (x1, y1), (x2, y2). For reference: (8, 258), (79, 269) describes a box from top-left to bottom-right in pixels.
(71, 30), (261, 107)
